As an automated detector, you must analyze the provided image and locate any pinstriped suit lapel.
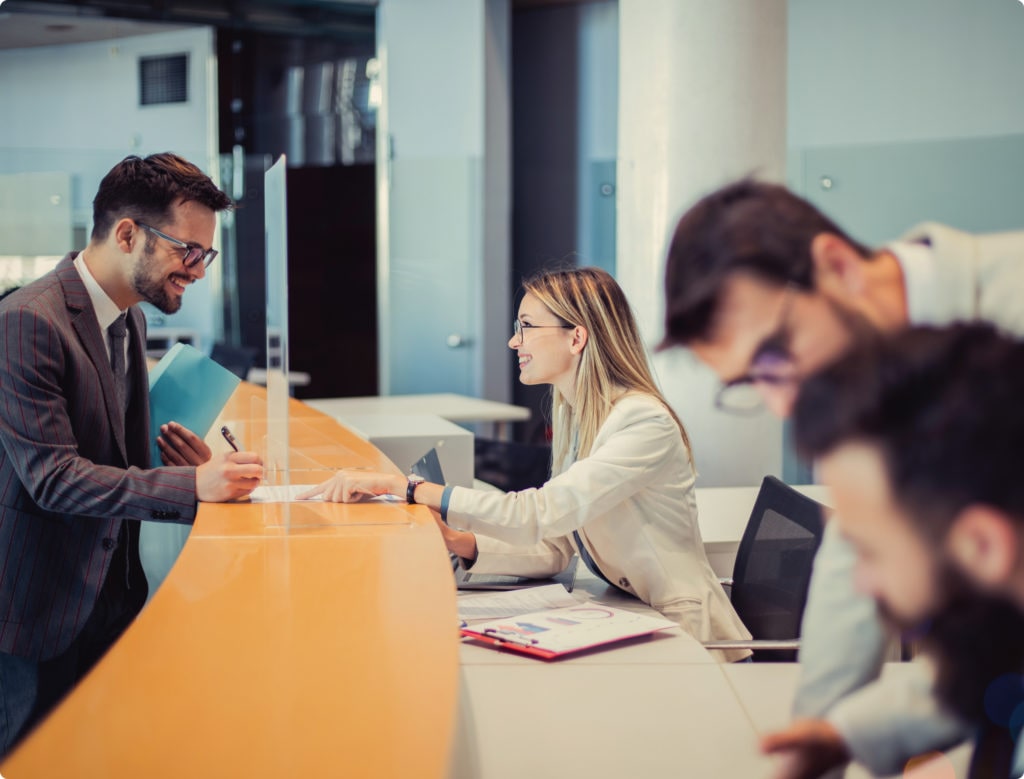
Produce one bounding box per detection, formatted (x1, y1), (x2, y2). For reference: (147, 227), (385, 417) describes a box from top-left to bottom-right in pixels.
(58, 258), (129, 464)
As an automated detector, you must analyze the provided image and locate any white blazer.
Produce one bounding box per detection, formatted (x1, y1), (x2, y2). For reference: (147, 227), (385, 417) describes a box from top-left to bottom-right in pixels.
(448, 393), (751, 661)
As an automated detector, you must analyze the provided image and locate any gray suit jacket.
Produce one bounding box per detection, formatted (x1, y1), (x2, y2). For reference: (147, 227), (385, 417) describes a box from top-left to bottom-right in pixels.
(0, 253), (198, 660)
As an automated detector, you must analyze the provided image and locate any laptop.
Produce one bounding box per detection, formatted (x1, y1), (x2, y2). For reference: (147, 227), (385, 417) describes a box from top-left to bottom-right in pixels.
(410, 447), (578, 592)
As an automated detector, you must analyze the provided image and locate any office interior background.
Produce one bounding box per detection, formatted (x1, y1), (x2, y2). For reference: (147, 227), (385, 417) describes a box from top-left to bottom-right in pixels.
(1, 0), (1022, 490)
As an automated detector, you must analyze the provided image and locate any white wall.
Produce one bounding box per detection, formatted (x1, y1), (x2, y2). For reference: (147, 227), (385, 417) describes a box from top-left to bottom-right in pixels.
(617, 0), (788, 487)
(788, 0), (1024, 148)
(0, 26), (220, 349)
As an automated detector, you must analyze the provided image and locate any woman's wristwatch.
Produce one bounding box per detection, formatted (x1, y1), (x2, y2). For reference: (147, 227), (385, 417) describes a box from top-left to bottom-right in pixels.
(406, 474), (426, 504)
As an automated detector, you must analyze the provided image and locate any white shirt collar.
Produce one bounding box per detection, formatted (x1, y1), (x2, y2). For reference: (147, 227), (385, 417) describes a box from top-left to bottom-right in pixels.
(886, 239), (942, 326)
(73, 249), (127, 332)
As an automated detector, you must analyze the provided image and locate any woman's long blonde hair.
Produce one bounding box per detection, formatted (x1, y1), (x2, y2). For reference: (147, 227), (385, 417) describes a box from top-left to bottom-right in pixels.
(521, 267), (693, 470)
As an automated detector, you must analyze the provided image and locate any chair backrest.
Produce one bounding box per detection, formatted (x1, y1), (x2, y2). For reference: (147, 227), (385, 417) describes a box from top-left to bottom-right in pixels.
(209, 342), (258, 380)
(730, 475), (825, 661)
(473, 438), (551, 493)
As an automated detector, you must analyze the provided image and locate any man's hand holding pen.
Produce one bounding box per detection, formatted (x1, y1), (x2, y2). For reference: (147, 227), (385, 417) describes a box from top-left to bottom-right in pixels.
(195, 449), (263, 502)
(191, 425), (263, 502)
(155, 422), (264, 502)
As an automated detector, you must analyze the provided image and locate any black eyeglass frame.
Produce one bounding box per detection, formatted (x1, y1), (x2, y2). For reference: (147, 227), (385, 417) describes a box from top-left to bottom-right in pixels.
(511, 319), (575, 346)
(136, 221), (218, 269)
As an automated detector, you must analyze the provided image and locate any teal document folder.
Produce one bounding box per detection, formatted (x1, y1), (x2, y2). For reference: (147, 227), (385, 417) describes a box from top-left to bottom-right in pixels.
(148, 342), (241, 465)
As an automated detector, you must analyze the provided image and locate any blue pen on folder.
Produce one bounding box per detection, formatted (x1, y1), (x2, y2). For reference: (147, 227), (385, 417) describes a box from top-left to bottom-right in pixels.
(221, 425), (240, 452)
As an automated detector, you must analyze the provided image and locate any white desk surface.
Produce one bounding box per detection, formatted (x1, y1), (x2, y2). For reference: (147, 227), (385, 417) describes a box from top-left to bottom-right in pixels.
(452, 490), (970, 779)
(454, 663), (774, 779)
(245, 367), (312, 386)
(722, 663), (972, 779)
(453, 566), (784, 778)
(304, 393), (531, 425)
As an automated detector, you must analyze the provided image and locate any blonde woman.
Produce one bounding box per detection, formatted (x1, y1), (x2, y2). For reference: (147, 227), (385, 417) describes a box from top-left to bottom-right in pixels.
(302, 267), (751, 660)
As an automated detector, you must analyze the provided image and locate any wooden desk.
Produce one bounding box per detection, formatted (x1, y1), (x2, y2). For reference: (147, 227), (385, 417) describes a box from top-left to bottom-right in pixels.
(305, 393), (531, 441)
(1, 384), (460, 778)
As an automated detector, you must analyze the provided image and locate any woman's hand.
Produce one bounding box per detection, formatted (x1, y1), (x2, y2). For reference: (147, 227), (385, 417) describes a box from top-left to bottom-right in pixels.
(297, 470), (406, 502)
(431, 511), (478, 561)
(158, 421), (213, 466)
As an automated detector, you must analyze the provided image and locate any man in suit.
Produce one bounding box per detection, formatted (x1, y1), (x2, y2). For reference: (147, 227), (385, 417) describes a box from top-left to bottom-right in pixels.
(659, 178), (1024, 777)
(0, 153), (263, 755)
(790, 323), (1024, 778)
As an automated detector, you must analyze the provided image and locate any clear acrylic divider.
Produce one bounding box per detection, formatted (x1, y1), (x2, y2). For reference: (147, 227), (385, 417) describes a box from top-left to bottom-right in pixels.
(224, 394), (417, 530)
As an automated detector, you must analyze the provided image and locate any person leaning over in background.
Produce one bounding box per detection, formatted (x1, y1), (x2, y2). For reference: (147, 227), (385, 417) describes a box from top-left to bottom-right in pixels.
(301, 266), (752, 661)
(0, 153), (264, 757)
(789, 323), (1024, 779)
(660, 178), (1024, 778)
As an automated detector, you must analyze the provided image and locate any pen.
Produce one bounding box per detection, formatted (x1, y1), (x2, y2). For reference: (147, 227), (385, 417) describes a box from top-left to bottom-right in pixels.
(221, 425), (240, 452)
(482, 629), (538, 647)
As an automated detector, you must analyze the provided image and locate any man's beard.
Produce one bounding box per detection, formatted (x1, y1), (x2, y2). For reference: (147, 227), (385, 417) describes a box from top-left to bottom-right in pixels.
(880, 561), (1024, 726)
(131, 241), (183, 314)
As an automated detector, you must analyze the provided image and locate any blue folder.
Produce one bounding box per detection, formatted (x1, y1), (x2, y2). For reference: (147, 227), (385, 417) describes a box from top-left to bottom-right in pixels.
(148, 342), (242, 465)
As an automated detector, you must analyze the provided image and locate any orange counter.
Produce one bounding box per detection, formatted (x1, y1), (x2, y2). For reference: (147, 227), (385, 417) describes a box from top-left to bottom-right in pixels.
(1, 384), (460, 778)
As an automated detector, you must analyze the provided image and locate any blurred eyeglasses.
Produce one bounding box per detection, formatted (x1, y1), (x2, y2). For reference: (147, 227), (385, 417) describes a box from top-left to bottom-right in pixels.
(714, 285), (799, 415)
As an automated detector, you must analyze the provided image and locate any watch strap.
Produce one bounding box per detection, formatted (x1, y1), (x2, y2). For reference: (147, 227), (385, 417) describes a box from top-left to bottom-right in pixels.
(406, 476), (424, 504)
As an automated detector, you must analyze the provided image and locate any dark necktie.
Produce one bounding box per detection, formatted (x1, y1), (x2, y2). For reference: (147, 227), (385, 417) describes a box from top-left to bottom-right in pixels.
(109, 313), (128, 414)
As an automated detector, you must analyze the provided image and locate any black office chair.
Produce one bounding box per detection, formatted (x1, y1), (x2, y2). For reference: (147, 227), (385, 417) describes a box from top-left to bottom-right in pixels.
(704, 475), (826, 662)
(209, 342), (258, 380)
(473, 438), (551, 492)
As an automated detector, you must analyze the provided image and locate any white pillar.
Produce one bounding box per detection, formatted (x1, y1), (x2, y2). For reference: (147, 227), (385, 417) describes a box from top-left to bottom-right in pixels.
(617, 0), (788, 486)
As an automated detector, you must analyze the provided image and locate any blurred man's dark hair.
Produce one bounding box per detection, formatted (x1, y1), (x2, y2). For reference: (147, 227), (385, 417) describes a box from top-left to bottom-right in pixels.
(662, 178), (872, 347)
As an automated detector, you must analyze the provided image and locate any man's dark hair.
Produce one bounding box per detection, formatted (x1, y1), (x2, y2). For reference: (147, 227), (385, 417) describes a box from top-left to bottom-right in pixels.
(794, 323), (1024, 746)
(661, 178), (872, 346)
(91, 152), (233, 241)
(793, 322), (1024, 544)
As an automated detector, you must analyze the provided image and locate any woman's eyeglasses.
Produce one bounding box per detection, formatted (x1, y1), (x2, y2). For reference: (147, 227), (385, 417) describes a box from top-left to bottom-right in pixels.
(511, 319), (574, 346)
(136, 222), (218, 269)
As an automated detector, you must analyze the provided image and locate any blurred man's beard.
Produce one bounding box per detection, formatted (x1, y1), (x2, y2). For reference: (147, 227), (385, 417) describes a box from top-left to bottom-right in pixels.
(884, 560), (1024, 726)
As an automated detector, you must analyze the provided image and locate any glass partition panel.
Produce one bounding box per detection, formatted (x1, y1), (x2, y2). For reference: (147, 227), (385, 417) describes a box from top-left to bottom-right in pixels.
(263, 155), (292, 521)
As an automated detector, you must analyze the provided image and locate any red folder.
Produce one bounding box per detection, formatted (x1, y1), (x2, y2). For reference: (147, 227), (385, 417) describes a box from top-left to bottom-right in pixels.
(460, 603), (675, 659)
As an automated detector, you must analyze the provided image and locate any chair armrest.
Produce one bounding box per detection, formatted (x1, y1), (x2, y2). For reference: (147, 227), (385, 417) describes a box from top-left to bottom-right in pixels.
(703, 638), (801, 652)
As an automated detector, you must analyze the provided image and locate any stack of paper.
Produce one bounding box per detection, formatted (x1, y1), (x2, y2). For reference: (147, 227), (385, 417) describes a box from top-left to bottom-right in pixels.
(461, 602), (675, 660)
(457, 584), (579, 621)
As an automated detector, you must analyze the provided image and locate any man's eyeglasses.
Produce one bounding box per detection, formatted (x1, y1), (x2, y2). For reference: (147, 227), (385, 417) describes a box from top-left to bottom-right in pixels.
(136, 222), (218, 269)
(512, 319), (574, 346)
(714, 285), (799, 415)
